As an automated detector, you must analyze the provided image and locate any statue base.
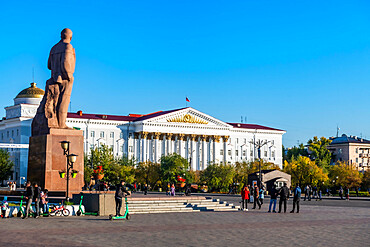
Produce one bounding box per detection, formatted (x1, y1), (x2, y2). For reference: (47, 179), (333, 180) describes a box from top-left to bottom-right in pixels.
(27, 128), (84, 197)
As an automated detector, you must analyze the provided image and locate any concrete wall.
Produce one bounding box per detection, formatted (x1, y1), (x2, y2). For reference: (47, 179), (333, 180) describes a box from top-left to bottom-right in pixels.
(72, 192), (116, 216)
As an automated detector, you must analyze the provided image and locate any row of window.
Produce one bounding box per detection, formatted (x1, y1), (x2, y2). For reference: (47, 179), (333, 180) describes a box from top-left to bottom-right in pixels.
(1, 129), (20, 140)
(89, 131), (123, 139)
(220, 149), (275, 158)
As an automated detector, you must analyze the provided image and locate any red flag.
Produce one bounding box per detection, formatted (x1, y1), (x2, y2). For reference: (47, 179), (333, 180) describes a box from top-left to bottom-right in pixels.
(186, 97), (190, 102)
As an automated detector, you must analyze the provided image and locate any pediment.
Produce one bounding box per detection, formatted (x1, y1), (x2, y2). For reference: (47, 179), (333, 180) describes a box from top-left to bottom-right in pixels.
(143, 108), (231, 128)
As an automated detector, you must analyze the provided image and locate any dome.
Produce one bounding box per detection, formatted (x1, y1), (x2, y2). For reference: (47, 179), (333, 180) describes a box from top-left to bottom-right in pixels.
(15, 82), (44, 99)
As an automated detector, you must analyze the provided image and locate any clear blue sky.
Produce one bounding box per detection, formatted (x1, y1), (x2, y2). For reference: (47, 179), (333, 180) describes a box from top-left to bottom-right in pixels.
(1, 1), (370, 147)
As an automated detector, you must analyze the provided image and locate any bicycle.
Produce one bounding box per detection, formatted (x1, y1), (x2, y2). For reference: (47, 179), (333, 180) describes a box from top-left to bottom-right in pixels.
(49, 204), (70, 217)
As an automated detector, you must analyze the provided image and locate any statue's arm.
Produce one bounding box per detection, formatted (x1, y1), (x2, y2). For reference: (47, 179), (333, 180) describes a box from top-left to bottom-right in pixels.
(62, 44), (76, 79)
(47, 51), (52, 70)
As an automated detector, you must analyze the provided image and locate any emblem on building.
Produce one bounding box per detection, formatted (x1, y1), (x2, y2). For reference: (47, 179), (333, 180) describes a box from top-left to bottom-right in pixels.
(167, 114), (208, 124)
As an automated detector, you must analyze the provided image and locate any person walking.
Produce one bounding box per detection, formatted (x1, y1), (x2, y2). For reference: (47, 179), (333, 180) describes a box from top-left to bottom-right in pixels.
(278, 183), (289, 213)
(170, 184), (175, 196)
(241, 185), (250, 211)
(290, 183), (301, 213)
(22, 181), (34, 219)
(345, 187), (350, 200)
(259, 187), (265, 206)
(33, 183), (41, 218)
(143, 184), (148, 195)
(115, 180), (130, 217)
(339, 187), (344, 200)
(304, 185), (309, 201)
(268, 185), (278, 213)
(252, 184), (261, 209)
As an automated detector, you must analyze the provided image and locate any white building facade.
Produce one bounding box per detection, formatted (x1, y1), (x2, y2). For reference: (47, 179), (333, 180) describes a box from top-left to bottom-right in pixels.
(1, 83), (286, 182)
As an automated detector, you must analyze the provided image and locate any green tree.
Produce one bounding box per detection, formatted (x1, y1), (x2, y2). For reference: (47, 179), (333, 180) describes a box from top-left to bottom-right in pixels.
(160, 153), (190, 184)
(135, 161), (161, 189)
(200, 163), (235, 192)
(83, 154), (93, 186)
(0, 149), (13, 181)
(286, 144), (309, 162)
(329, 161), (362, 189)
(284, 156), (328, 187)
(307, 136), (332, 170)
(361, 171), (370, 190)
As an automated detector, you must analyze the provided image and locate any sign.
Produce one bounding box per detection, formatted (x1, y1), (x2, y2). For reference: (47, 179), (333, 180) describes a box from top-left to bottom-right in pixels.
(0, 143), (29, 149)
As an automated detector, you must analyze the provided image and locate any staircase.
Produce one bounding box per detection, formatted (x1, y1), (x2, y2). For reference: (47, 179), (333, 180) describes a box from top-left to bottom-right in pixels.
(128, 197), (239, 214)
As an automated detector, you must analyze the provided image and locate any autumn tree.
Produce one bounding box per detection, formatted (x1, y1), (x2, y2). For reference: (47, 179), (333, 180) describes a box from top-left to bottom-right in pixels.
(329, 161), (362, 189)
(283, 156), (328, 187)
(307, 136), (332, 170)
(135, 161), (161, 189)
(160, 153), (190, 185)
(286, 144), (309, 162)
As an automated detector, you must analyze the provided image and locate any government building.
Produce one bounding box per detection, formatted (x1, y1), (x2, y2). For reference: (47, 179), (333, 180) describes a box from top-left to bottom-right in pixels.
(0, 83), (286, 183)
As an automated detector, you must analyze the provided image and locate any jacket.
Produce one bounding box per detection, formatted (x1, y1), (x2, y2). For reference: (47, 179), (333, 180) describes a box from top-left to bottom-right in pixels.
(241, 188), (250, 200)
(33, 186), (41, 200)
(253, 187), (259, 198)
(293, 187), (301, 201)
(279, 186), (290, 200)
(115, 184), (129, 199)
(24, 186), (34, 200)
(270, 188), (278, 199)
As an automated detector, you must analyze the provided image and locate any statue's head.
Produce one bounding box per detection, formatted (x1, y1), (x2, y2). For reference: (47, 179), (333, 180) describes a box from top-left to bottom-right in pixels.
(61, 28), (73, 42)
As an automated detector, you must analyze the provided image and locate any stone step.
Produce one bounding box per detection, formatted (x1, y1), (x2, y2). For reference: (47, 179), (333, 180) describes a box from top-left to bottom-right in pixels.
(131, 210), (201, 214)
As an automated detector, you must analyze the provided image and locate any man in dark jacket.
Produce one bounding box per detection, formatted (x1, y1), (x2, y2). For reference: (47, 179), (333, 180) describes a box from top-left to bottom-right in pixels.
(290, 183), (301, 213)
(252, 184), (261, 209)
(278, 183), (290, 213)
(268, 185), (278, 213)
(33, 182), (41, 218)
(22, 181), (34, 219)
(115, 180), (130, 217)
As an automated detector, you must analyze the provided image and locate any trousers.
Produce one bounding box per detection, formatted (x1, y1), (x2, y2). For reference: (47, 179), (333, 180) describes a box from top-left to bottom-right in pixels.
(25, 198), (33, 217)
(241, 199), (248, 210)
(253, 196), (261, 209)
(292, 200), (300, 212)
(279, 198), (287, 213)
(115, 197), (122, 216)
(269, 199), (277, 212)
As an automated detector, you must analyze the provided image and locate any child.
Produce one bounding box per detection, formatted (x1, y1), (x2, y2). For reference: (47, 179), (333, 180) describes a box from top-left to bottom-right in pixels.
(41, 190), (49, 215)
(1, 196), (9, 218)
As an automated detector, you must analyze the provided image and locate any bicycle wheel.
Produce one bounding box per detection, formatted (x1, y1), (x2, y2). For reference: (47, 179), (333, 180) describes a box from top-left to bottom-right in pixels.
(62, 209), (70, 217)
(55, 210), (62, 216)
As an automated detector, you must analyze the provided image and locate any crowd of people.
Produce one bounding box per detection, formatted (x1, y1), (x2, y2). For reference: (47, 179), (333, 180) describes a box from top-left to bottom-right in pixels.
(21, 181), (49, 219)
(240, 183), (302, 213)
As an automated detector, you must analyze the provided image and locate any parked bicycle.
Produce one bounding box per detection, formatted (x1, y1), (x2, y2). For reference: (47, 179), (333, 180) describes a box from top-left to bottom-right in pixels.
(49, 204), (70, 217)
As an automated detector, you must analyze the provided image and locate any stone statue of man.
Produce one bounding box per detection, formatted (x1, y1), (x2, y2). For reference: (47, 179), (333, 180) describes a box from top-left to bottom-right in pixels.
(32, 28), (76, 136)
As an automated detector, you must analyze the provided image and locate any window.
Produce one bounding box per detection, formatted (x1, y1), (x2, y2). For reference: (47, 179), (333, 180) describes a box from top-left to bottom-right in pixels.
(1, 133), (3, 140)
(7, 131), (9, 138)
(272, 151), (275, 158)
(100, 131), (105, 138)
(110, 132), (114, 138)
(356, 158), (358, 163)
(220, 150), (224, 156)
(110, 145), (114, 150)
(264, 151), (268, 157)
(90, 144), (94, 150)
(17, 129), (19, 136)
(339, 148), (342, 154)
(250, 150), (253, 156)
(356, 148), (358, 154)
(271, 140), (274, 145)
(244, 139), (246, 144)
(129, 146), (133, 152)
(228, 150), (232, 156)
(120, 146), (124, 152)
(91, 131), (95, 138)
(243, 150), (246, 156)
(236, 138), (239, 144)
(235, 150), (239, 156)
(120, 132), (123, 138)
(12, 130), (14, 137)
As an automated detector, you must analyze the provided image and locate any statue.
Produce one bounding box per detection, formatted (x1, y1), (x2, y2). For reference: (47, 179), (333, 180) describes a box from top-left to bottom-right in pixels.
(32, 28), (76, 136)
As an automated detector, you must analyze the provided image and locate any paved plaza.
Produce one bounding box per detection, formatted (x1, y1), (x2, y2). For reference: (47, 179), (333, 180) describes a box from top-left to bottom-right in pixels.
(0, 198), (369, 247)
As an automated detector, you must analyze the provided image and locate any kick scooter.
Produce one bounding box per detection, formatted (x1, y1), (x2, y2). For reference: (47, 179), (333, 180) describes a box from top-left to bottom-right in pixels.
(76, 192), (99, 216)
(109, 196), (131, 220)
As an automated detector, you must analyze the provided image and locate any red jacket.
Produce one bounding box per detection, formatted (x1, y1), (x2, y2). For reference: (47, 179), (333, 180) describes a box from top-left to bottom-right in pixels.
(241, 188), (250, 200)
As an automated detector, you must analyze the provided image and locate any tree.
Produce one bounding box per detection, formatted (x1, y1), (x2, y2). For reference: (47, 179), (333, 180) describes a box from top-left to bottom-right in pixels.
(135, 161), (161, 189)
(160, 153), (190, 185)
(286, 144), (309, 162)
(362, 171), (370, 190)
(0, 149), (13, 181)
(284, 156), (328, 187)
(234, 160), (280, 187)
(307, 136), (332, 170)
(200, 163), (235, 192)
(329, 162), (362, 189)
(83, 154), (93, 186)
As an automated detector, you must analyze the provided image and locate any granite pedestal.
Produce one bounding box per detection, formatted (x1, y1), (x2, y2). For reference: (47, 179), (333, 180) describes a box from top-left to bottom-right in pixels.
(27, 128), (84, 197)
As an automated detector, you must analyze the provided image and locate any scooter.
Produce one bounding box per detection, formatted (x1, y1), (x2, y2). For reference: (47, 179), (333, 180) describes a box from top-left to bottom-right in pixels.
(76, 192), (99, 216)
(109, 196), (131, 220)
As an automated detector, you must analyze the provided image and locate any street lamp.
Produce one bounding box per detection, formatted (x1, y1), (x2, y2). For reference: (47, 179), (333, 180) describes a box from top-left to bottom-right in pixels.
(60, 141), (78, 202)
(249, 136), (271, 188)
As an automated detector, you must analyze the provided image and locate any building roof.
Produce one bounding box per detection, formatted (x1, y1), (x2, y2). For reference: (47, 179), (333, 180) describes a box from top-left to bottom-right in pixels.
(132, 108), (188, 122)
(67, 112), (137, 122)
(15, 83), (44, 99)
(227, 123), (284, 131)
(329, 134), (370, 145)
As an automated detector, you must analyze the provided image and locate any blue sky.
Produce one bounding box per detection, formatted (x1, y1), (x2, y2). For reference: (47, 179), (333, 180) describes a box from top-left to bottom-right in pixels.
(1, 1), (370, 147)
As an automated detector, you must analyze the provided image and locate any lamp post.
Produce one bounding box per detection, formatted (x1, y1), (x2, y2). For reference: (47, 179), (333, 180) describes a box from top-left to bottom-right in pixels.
(60, 141), (78, 202)
(249, 135), (271, 188)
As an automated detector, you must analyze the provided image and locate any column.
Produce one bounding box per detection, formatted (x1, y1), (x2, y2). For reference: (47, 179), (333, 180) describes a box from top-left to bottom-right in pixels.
(154, 132), (160, 163)
(201, 135), (207, 170)
(207, 136), (212, 166)
(213, 136), (220, 163)
(190, 134), (197, 170)
(223, 136), (229, 164)
(167, 133), (173, 155)
(136, 132), (141, 162)
(178, 134), (185, 157)
(141, 132), (148, 163)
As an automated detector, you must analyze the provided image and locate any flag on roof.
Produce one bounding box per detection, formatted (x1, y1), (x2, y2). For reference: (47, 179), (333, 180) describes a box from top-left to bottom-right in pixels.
(186, 97), (190, 102)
